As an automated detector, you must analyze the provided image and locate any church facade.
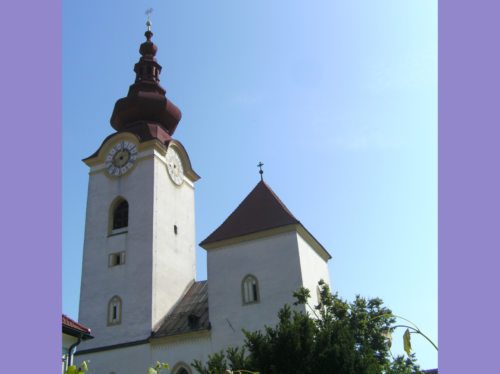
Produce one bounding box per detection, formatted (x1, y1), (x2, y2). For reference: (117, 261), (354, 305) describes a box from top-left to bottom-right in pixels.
(75, 26), (331, 374)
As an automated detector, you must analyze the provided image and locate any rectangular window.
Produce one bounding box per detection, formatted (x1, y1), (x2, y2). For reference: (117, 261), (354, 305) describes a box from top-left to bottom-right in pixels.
(108, 252), (126, 267)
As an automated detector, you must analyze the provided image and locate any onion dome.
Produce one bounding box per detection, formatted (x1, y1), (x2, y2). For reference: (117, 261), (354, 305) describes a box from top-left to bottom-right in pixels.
(110, 24), (181, 136)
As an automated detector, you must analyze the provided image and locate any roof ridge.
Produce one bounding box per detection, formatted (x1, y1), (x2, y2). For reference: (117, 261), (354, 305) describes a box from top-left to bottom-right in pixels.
(260, 180), (299, 221)
(213, 182), (266, 230)
(200, 180), (300, 246)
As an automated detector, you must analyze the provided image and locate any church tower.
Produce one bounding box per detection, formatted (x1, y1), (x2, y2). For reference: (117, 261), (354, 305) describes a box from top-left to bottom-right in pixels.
(200, 179), (331, 351)
(78, 24), (200, 349)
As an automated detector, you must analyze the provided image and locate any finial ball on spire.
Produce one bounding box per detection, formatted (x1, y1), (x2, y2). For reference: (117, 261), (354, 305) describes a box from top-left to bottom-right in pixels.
(257, 162), (264, 181)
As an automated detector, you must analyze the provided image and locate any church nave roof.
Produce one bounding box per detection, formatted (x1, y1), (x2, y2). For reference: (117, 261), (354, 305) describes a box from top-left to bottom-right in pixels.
(152, 281), (210, 339)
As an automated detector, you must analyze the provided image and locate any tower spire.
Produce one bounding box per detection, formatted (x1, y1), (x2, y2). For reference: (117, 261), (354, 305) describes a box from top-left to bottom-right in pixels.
(110, 20), (182, 137)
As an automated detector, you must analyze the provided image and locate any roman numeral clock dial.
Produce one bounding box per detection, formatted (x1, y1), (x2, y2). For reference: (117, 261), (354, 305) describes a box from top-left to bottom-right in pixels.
(105, 141), (138, 176)
(166, 147), (184, 185)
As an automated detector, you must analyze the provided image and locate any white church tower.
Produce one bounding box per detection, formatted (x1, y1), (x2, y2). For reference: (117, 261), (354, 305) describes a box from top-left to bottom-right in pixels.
(75, 23), (332, 374)
(200, 177), (331, 351)
(78, 26), (200, 350)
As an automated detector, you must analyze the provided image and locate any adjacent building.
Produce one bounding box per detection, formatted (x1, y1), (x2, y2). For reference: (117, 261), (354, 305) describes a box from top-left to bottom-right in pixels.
(62, 314), (93, 373)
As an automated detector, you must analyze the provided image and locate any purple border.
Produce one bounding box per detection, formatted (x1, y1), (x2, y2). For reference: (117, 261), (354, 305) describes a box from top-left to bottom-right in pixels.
(0, 0), (61, 371)
(439, 0), (500, 372)
(2, 0), (500, 370)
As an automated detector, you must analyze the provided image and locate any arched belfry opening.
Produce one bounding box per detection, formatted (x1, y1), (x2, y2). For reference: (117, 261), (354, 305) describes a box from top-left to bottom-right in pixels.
(109, 197), (129, 232)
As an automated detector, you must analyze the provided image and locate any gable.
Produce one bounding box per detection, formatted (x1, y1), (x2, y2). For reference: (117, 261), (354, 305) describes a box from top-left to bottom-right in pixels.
(200, 181), (300, 247)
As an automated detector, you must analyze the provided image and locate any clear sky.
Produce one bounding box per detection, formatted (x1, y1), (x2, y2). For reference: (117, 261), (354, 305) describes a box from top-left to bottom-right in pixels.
(63, 0), (437, 369)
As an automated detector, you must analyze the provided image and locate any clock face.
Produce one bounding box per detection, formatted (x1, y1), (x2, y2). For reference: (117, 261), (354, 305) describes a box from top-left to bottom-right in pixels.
(166, 147), (184, 185)
(105, 141), (138, 177)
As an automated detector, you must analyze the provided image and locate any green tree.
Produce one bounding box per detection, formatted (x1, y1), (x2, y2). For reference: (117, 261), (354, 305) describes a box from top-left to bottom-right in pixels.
(193, 281), (423, 374)
(192, 347), (255, 374)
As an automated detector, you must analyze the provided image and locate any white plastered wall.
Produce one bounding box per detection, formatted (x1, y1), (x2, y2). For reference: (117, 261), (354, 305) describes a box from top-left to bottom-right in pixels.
(151, 144), (197, 329)
(75, 334), (212, 374)
(206, 230), (307, 351)
(78, 140), (197, 350)
(296, 233), (331, 311)
(79, 150), (156, 349)
(151, 333), (213, 373)
(75, 343), (152, 374)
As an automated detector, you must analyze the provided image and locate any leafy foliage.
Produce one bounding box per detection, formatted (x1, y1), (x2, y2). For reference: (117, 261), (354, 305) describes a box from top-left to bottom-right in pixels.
(65, 361), (88, 374)
(147, 361), (169, 374)
(192, 281), (423, 374)
(403, 329), (412, 356)
(385, 354), (420, 374)
(192, 347), (255, 374)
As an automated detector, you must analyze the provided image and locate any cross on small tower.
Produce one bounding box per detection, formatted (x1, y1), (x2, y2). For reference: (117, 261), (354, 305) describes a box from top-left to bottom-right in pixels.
(145, 8), (153, 31)
(257, 162), (264, 181)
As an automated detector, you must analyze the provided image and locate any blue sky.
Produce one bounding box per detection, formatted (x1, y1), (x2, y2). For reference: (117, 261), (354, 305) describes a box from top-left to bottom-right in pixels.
(63, 0), (437, 369)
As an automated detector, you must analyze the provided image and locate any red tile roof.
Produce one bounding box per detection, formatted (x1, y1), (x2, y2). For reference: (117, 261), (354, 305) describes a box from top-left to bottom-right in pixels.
(62, 314), (93, 338)
(200, 180), (307, 247)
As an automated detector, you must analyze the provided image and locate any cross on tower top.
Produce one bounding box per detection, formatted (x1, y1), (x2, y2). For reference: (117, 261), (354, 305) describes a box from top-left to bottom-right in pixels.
(257, 162), (264, 181)
(145, 8), (153, 31)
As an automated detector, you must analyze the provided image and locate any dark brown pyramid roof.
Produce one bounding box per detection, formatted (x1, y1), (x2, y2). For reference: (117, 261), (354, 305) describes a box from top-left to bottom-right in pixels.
(200, 181), (301, 247)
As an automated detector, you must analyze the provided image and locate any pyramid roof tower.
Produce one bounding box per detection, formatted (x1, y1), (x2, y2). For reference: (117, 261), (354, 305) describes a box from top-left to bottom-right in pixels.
(200, 181), (331, 259)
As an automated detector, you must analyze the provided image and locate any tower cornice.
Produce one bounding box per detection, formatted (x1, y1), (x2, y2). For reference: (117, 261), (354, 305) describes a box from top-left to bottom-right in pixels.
(83, 130), (200, 182)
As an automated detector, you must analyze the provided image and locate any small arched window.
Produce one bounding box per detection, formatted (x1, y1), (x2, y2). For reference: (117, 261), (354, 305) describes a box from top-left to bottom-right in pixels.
(242, 275), (259, 304)
(112, 199), (128, 230)
(108, 295), (122, 325)
(172, 363), (191, 374)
